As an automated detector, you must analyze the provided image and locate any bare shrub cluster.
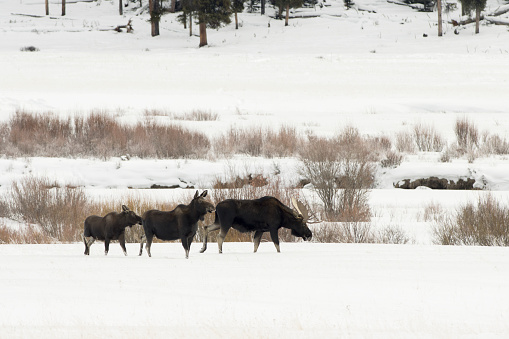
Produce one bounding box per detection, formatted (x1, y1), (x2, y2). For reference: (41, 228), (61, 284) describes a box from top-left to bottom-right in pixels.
(1, 176), (88, 242)
(0, 176), (161, 244)
(480, 133), (509, 155)
(299, 127), (375, 222)
(413, 123), (445, 152)
(395, 131), (417, 153)
(311, 222), (410, 244)
(433, 194), (509, 246)
(144, 109), (219, 121)
(1, 110), (210, 159)
(455, 117), (479, 151)
(214, 125), (302, 158)
(0, 224), (53, 244)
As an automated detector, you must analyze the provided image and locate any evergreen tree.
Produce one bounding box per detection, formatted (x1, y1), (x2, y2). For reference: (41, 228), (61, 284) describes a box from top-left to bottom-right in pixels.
(178, 0), (198, 36)
(275, 0), (303, 26)
(459, 0), (486, 33)
(246, 0), (260, 13)
(197, 0), (232, 47)
(231, 0), (244, 29)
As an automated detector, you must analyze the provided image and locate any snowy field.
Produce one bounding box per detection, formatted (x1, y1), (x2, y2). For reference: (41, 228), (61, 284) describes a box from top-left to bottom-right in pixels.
(1, 242), (509, 339)
(1, 0), (509, 337)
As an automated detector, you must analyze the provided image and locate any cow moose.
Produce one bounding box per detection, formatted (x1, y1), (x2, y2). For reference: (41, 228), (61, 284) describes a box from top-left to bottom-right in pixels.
(200, 196), (313, 254)
(139, 190), (215, 259)
(83, 205), (142, 256)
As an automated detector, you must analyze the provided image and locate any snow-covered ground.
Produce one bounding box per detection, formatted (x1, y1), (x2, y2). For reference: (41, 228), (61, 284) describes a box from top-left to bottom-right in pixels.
(1, 0), (509, 337)
(1, 242), (509, 339)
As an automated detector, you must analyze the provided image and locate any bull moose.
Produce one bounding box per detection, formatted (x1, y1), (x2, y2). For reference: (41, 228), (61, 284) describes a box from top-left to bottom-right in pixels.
(200, 196), (313, 254)
(139, 190), (215, 259)
(83, 205), (142, 256)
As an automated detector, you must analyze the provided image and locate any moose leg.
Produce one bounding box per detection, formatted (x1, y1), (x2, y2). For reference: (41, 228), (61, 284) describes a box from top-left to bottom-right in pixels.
(104, 238), (110, 255)
(200, 224), (220, 253)
(145, 234), (153, 257)
(217, 226), (231, 254)
(139, 234), (146, 256)
(119, 233), (127, 256)
(269, 229), (280, 253)
(181, 236), (191, 259)
(253, 231), (264, 253)
(84, 236), (95, 255)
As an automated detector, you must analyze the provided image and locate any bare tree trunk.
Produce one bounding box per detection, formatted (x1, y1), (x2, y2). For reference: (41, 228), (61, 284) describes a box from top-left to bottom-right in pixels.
(149, 0), (160, 36)
(199, 22), (207, 47)
(437, 0), (442, 36)
(261, 0), (265, 15)
(475, 7), (480, 33)
(119, 0), (123, 15)
(285, 4), (289, 26)
(62, 0), (65, 16)
(140, 0), (142, 7)
(45, 0), (49, 15)
(235, 12), (238, 29)
(170, 0), (176, 12)
(278, 5), (283, 19)
(189, 14), (193, 36)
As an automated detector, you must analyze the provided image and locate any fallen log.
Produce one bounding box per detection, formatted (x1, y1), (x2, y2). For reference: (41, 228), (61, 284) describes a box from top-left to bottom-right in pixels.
(386, 0), (423, 10)
(489, 4), (509, 17)
(485, 16), (509, 26)
(451, 16), (483, 26)
(114, 19), (133, 33)
(450, 4), (509, 26)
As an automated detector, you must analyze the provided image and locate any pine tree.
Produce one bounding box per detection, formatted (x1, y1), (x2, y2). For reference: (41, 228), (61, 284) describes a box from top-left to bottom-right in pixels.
(178, 0), (198, 36)
(231, 0), (244, 29)
(459, 0), (487, 33)
(275, 0), (303, 26)
(197, 0), (232, 47)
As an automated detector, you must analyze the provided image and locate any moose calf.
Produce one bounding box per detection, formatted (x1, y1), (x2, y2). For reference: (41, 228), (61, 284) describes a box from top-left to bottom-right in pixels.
(84, 205), (142, 256)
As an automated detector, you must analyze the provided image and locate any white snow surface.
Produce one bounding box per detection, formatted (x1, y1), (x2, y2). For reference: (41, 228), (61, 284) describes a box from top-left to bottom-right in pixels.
(2, 0), (509, 337)
(1, 242), (509, 339)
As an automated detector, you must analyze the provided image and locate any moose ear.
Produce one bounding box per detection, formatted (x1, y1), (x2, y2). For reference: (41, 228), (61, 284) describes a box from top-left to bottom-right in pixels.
(201, 190), (208, 198)
(122, 205), (129, 212)
(194, 190), (199, 199)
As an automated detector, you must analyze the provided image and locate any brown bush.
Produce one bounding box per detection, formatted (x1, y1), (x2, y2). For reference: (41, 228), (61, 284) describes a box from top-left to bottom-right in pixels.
(395, 131), (416, 153)
(4, 176), (88, 242)
(213, 125), (303, 158)
(433, 194), (509, 246)
(413, 123), (445, 152)
(0, 223), (53, 244)
(1, 110), (210, 159)
(455, 117), (479, 151)
(299, 128), (374, 221)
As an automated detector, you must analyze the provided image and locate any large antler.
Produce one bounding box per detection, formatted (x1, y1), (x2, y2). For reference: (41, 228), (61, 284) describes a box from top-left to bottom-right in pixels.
(291, 198), (321, 224)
